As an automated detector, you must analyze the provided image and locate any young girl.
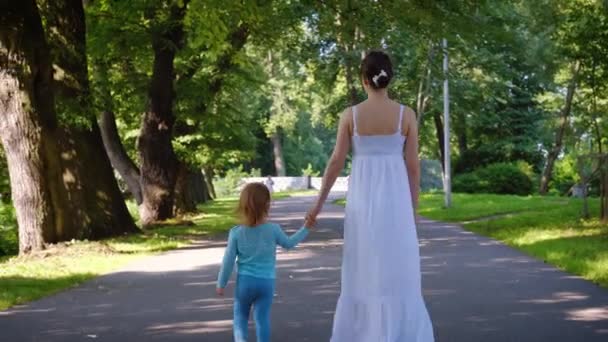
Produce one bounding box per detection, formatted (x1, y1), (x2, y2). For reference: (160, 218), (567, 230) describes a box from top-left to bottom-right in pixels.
(216, 182), (314, 342)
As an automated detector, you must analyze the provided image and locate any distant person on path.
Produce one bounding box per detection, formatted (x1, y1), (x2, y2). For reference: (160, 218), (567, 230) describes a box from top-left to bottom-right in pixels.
(264, 175), (274, 193)
(306, 51), (435, 341)
(216, 182), (315, 342)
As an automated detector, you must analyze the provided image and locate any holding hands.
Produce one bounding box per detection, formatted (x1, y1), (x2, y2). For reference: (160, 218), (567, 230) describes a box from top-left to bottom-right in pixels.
(304, 214), (317, 230)
(305, 202), (322, 230)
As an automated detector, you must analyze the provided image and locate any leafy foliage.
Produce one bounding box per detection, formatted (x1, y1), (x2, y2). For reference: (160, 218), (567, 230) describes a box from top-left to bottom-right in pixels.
(453, 162), (534, 195)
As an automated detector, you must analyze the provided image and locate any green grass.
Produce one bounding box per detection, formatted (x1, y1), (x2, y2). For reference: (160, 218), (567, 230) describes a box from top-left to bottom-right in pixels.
(335, 193), (608, 287)
(0, 189), (317, 310)
(418, 193), (608, 288)
(417, 193), (570, 222)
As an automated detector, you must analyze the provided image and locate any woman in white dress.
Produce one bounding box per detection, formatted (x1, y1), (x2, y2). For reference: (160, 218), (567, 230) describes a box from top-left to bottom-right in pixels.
(306, 51), (435, 342)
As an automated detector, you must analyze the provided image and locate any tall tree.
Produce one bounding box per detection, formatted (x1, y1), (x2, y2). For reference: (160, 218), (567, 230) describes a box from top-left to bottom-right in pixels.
(40, 0), (138, 237)
(137, 0), (189, 225)
(539, 62), (581, 194)
(0, 0), (136, 254)
(0, 0), (62, 252)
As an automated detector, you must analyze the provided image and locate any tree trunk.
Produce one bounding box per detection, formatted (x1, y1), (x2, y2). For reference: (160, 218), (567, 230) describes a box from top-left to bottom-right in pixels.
(271, 131), (287, 177)
(344, 60), (359, 106)
(455, 113), (468, 156)
(56, 124), (139, 238)
(137, 2), (189, 226)
(582, 184), (589, 219)
(42, 0), (138, 236)
(0, 0), (83, 253)
(174, 164), (210, 215)
(173, 163), (197, 215)
(433, 112), (446, 172)
(1, 0), (137, 253)
(539, 62), (581, 194)
(203, 167), (217, 199)
(600, 167), (608, 223)
(190, 169), (210, 203)
(416, 41), (435, 128)
(0, 0), (60, 252)
(99, 110), (143, 204)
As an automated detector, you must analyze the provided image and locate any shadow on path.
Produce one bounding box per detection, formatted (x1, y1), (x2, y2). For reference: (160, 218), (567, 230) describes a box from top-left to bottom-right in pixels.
(1, 194), (607, 341)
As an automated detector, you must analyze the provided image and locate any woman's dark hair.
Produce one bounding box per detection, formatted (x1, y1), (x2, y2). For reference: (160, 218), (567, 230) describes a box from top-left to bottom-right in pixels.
(360, 50), (393, 90)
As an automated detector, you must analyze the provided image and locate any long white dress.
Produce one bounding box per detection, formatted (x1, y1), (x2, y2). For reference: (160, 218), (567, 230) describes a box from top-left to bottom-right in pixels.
(331, 105), (435, 342)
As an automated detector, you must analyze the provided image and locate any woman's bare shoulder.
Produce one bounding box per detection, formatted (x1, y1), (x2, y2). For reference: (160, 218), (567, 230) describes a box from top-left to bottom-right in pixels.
(402, 104), (416, 118)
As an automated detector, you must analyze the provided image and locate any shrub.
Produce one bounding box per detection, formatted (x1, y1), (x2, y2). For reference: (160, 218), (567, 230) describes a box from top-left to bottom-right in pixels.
(214, 166), (249, 197)
(551, 155), (578, 195)
(480, 163), (533, 195)
(453, 162), (534, 195)
(0, 204), (18, 256)
(453, 172), (486, 193)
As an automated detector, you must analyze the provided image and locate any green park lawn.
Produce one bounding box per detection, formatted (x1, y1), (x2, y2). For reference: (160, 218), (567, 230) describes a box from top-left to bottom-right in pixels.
(420, 193), (608, 288)
(0, 190), (307, 310)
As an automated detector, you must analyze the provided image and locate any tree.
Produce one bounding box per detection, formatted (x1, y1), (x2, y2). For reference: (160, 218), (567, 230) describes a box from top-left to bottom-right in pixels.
(135, 0), (190, 225)
(539, 62), (581, 194)
(40, 0), (138, 238)
(0, 0), (60, 252)
(0, 0), (136, 254)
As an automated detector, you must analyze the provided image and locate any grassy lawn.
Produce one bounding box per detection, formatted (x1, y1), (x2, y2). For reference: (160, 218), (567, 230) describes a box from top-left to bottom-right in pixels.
(417, 193), (570, 222)
(336, 193), (608, 287)
(419, 193), (608, 288)
(0, 190), (308, 310)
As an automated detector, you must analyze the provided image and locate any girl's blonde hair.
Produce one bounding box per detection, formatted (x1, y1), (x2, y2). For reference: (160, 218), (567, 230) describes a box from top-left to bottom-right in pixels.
(237, 182), (271, 227)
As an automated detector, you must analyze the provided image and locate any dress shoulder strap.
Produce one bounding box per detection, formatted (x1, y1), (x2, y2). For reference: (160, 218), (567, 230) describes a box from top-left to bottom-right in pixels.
(397, 105), (404, 134)
(352, 105), (359, 136)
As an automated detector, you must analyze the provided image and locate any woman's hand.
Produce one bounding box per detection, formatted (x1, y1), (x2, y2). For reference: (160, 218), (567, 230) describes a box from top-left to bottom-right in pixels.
(304, 215), (317, 229)
(306, 203), (322, 227)
(216, 287), (225, 296)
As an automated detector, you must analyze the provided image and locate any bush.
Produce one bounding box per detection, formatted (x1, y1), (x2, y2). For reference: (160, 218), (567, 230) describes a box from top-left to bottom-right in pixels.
(453, 162), (534, 196)
(453, 172), (487, 193)
(551, 155), (578, 195)
(214, 166), (250, 198)
(0, 204), (18, 256)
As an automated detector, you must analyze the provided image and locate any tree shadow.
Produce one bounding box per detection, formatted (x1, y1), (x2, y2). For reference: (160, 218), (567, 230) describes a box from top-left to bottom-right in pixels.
(2, 201), (608, 342)
(0, 242), (340, 342)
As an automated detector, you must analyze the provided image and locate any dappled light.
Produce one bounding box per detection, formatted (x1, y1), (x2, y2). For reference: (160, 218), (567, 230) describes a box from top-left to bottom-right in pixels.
(0, 0), (607, 341)
(2, 196), (608, 341)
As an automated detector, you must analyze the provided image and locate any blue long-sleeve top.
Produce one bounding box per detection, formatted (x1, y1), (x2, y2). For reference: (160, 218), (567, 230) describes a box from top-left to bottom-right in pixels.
(216, 223), (309, 288)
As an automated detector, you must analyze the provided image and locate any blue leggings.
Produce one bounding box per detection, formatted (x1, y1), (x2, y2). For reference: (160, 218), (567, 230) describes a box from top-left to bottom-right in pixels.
(233, 274), (275, 342)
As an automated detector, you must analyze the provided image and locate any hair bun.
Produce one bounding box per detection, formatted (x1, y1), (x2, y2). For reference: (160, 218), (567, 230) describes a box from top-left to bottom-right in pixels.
(372, 69), (388, 87)
(360, 51), (393, 89)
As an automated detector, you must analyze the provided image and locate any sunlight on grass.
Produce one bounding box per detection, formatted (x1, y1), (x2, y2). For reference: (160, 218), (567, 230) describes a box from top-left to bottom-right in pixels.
(419, 193), (608, 288)
(417, 193), (570, 222)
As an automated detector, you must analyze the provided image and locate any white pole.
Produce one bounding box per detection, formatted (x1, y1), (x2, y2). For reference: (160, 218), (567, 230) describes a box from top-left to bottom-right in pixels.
(443, 38), (451, 208)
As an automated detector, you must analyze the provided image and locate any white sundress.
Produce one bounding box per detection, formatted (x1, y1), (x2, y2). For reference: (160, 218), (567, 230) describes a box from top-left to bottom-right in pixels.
(331, 105), (435, 342)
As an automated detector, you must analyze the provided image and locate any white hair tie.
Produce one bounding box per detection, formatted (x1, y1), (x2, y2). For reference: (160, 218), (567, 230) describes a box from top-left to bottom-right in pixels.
(372, 69), (388, 87)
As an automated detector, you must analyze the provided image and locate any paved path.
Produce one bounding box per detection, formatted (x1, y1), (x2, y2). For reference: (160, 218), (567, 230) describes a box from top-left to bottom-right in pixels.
(2, 195), (608, 341)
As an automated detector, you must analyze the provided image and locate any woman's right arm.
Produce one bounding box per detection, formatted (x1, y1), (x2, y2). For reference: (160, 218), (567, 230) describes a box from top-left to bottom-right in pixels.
(308, 109), (352, 219)
(403, 108), (420, 210)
